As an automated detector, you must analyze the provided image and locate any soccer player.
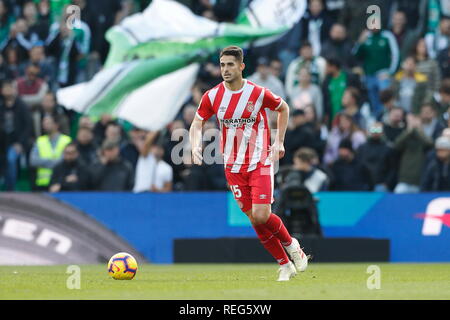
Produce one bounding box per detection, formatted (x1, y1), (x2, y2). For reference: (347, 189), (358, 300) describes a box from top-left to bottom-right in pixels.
(189, 46), (308, 281)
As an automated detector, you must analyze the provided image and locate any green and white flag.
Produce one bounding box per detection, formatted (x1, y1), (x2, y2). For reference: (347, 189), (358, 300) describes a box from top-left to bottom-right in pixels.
(57, 0), (306, 131)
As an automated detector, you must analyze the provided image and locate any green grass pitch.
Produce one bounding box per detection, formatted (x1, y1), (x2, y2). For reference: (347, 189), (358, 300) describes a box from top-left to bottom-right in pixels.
(0, 263), (449, 300)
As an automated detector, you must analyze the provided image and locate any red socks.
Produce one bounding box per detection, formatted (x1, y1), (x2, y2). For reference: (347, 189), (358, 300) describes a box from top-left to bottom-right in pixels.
(253, 223), (289, 265)
(262, 213), (293, 247)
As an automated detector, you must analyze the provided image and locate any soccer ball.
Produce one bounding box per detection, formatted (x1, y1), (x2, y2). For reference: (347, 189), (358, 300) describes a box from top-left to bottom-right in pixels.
(107, 252), (138, 280)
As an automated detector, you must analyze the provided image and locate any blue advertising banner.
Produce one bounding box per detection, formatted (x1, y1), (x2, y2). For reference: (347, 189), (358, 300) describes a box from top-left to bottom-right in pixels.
(51, 192), (450, 263)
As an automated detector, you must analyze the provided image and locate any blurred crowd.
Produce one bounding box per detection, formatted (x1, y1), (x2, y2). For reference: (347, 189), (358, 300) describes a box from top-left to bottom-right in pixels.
(1, 0), (450, 194)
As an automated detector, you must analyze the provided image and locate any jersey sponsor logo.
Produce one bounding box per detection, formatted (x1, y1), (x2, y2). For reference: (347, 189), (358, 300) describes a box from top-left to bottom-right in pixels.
(259, 194), (267, 200)
(220, 117), (256, 128)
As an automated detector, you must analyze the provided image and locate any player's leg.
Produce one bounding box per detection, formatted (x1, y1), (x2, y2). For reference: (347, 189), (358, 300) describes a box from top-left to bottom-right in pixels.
(228, 178), (287, 265)
(245, 205), (297, 281)
(249, 165), (293, 246)
(250, 203), (296, 281)
(244, 207), (290, 266)
(250, 165), (308, 273)
(226, 170), (294, 279)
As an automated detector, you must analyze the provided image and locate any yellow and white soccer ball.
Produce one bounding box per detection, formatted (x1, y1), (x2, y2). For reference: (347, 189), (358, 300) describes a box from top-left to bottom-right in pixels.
(107, 252), (138, 280)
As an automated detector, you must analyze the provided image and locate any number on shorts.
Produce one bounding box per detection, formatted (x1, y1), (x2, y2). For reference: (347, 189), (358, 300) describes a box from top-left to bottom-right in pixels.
(230, 185), (242, 198)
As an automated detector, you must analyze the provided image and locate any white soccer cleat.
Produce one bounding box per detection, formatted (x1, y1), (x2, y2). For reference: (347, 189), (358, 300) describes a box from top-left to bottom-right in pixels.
(284, 238), (308, 272)
(277, 261), (297, 282)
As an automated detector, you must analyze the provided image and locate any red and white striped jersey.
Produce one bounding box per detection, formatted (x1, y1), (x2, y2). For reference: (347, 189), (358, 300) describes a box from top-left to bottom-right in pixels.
(196, 79), (282, 173)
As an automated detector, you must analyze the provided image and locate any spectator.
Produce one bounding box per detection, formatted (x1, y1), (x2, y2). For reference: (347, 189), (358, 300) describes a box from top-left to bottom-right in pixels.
(89, 139), (134, 191)
(353, 27), (400, 115)
(388, 0), (426, 32)
(356, 122), (392, 191)
(323, 113), (366, 165)
(383, 106), (406, 143)
(4, 45), (21, 79)
(340, 86), (369, 130)
(0, 79), (32, 190)
(37, 91), (70, 137)
(393, 114), (434, 193)
(29, 114), (72, 190)
(269, 58), (283, 80)
(248, 57), (286, 100)
(278, 147), (329, 193)
(424, 16), (450, 59)
(0, 53), (12, 82)
(285, 42), (326, 99)
(22, 1), (49, 41)
(182, 104), (196, 129)
(46, 0), (71, 24)
(0, 0), (15, 50)
(419, 103), (445, 140)
(300, 0), (334, 56)
(390, 10), (419, 60)
(435, 79), (450, 117)
(421, 136), (450, 191)
(391, 56), (430, 114)
(320, 23), (355, 70)
(133, 131), (173, 193)
(328, 138), (373, 191)
(437, 45), (450, 78)
(16, 63), (48, 110)
(181, 121), (226, 191)
(378, 88), (397, 123)
(49, 142), (89, 192)
(322, 56), (361, 124)
(339, 0), (390, 41)
(74, 126), (97, 166)
(92, 113), (113, 145)
(284, 109), (317, 165)
(22, 43), (55, 86)
(412, 38), (442, 95)
(2, 18), (36, 63)
(302, 104), (328, 158)
(162, 119), (188, 190)
(121, 126), (146, 170)
(199, 60), (222, 87)
(78, 115), (94, 131)
(103, 121), (126, 147)
(289, 67), (323, 121)
(47, 7), (91, 83)
(82, 0), (124, 63)
(45, 21), (81, 87)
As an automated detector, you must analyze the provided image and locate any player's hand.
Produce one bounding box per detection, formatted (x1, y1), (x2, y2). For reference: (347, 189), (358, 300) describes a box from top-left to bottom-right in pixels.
(270, 142), (285, 162)
(191, 146), (203, 165)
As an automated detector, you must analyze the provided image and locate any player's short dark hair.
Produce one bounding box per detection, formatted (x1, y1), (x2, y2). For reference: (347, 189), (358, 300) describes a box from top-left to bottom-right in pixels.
(220, 46), (244, 63)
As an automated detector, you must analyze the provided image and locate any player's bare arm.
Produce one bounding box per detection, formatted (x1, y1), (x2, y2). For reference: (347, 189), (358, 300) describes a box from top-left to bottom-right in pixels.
(189, 116), (205, 165)
(270, 100), (289, 162)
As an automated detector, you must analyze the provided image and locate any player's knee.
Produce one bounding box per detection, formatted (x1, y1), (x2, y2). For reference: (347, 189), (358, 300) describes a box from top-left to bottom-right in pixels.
(251, 208), (270, 225)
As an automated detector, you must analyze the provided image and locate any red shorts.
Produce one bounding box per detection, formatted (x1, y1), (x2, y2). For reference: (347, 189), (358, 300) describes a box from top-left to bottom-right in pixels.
(225, 165), (274, 213)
